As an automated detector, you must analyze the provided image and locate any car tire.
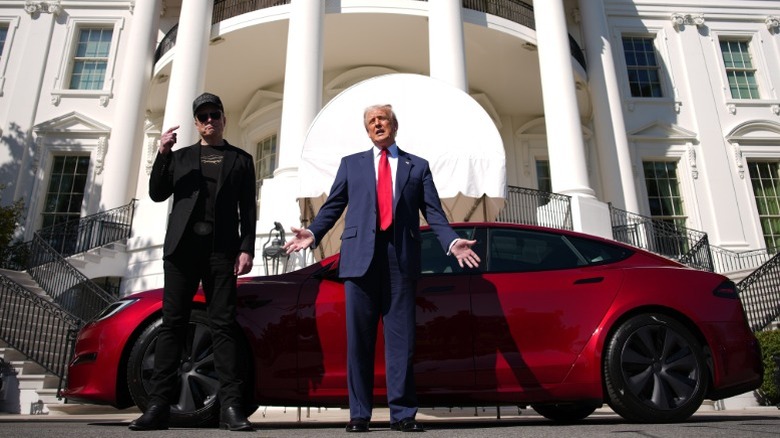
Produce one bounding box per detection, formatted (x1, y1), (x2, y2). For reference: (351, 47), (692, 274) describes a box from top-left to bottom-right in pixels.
(531, 402), (599, 423)
(603, 313), (708, 423)
(126, 309), (257, 428)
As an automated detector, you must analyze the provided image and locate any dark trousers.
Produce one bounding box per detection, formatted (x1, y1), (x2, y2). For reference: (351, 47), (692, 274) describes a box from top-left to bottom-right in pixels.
(344, 228), (417, 423)
(147, 233), (243, 408)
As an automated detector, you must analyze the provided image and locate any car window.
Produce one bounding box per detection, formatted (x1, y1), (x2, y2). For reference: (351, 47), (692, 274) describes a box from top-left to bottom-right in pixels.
(487, 229), (635, 272)
(487, 229), (586, 272)
(419, 228), (475, 275)
(566, 235), (633, 265)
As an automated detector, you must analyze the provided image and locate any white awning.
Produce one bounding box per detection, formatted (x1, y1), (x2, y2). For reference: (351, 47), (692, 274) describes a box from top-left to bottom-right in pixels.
(299, 73), (506, 259)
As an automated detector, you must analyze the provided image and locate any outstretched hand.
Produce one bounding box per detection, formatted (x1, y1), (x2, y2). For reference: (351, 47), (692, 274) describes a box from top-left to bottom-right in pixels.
(451, 239), (480, 268)
(283, 226), (315, 254)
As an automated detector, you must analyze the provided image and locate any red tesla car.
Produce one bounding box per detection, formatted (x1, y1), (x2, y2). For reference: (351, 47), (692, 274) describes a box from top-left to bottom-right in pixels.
(62, 223), (762, 426)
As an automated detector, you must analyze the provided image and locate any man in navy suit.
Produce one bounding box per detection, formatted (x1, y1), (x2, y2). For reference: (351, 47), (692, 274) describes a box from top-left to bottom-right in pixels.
(130, 93), (257, 432)
(284, 104), (480, 433)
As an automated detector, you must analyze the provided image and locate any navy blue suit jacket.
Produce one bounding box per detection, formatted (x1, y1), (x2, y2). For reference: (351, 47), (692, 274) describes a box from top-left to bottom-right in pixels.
(308, 147), (457, 279)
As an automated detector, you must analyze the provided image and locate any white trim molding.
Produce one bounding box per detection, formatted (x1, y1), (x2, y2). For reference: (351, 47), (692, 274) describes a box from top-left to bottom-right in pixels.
(671, 13), (705, 31)
(766, 16), (780, 32)
(24, 1), (62, 16)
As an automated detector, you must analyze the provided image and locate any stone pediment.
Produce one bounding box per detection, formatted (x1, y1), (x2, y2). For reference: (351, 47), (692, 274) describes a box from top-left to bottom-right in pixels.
(726, 120), (780, 144)
(33, 111), (110, 136)
(628, 121), (697, 142)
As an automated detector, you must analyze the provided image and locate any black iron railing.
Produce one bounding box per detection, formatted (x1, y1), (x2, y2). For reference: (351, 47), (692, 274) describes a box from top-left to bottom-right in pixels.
(710, 245), (777, 274)
(36, 200), (136, 258)
(609, 204), (713, 272)
(0, 275), (80, 380)
(213, 0), (292, 22)
(24, 234), (116, 323)
(736, 253), (780, 332)
(156, 1), (587, 71)
(498, 185), (573, 230)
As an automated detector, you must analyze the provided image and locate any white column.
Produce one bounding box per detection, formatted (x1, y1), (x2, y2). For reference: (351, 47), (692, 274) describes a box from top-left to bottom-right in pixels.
(133, 0), (213, 261)
(277, 0), (324, 175)
(161, 0), (213, 147)
(102, 0), (162, 208)
(578, 0), (639, 213)
(428, 0), (467, 91)
(533, 0), (594, 199)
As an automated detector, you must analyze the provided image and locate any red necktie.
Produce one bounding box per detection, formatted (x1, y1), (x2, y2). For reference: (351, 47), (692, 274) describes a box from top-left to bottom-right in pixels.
(377, 148), (393, 230)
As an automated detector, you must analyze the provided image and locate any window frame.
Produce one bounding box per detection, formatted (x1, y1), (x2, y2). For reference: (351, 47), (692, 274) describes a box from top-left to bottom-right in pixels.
(52, 17), (124, 104)
(733, 138), (780, 250)
(0, 16), (20, 97)
(621, 34), (665, 98)
(614, 28), (676, 108)
(744, 159), (780, 250)
(631, 141), (698, 228)
(717, 35), (761, 100)
(255, 133), (278, 182)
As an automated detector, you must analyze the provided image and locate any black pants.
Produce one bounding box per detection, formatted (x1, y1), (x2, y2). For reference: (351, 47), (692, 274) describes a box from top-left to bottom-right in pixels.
(147, 232), (243, 408)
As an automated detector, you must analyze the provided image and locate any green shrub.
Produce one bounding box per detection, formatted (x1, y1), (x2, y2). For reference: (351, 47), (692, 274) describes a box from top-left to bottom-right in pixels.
(755, 329), (780, 405)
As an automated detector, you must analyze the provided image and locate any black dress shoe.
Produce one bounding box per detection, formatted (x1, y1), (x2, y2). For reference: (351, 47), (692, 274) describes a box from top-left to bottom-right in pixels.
(345, 419), (369, 432)
(128, 403), (170, 431)
(220, 406), (254, 432)
(390, 417), (425, 432)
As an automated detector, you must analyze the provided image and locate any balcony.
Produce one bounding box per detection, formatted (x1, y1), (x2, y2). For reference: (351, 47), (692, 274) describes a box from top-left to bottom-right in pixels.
(155, 0), (586, 70)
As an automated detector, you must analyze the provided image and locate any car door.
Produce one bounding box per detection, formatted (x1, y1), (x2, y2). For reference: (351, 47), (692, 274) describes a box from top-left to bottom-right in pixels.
(473, 227), (624, 391)
(413, 227), (482, 392)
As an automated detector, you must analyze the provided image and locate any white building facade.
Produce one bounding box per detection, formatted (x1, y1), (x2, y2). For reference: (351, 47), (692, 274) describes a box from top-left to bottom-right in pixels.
(0, 0), (779, 296)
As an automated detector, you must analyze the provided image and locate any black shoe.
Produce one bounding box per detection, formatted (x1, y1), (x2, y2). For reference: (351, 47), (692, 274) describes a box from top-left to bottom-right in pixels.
(345, 419), (369, 432)
(219, 406), (254, 432)
(128, 403), (170, 431)
(390, 417), (424, 432)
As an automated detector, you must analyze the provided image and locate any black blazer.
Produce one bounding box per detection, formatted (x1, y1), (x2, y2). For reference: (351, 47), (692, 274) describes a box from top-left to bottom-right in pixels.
(149, 141), (257, 259)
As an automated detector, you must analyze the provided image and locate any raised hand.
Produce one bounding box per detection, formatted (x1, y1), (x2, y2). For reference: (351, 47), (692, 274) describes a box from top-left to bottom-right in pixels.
(159, 125), (180, 155)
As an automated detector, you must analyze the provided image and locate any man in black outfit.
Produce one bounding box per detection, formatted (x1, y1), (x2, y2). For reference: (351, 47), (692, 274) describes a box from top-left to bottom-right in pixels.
(129, 93), (257, 432)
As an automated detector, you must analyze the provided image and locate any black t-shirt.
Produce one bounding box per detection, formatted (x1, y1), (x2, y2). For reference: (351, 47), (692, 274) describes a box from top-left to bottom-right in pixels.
(193, 145), (226, 224)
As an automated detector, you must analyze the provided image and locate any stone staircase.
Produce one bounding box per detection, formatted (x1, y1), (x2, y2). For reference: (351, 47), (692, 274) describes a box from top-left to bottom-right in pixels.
(0, 342), (62, 415)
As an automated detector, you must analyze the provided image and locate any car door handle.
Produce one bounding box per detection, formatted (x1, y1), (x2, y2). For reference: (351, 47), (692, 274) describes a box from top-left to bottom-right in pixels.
(574, 277), (604, 285)
(421, 286), (455, 293)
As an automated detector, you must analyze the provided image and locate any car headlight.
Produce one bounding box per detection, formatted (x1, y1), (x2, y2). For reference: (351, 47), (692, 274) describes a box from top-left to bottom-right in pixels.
(93, 299), (139, 321)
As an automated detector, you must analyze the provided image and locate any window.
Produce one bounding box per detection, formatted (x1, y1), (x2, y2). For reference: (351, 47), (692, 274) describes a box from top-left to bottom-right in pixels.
(40, 155), (89, 254)
(255, 134), (277, 191)
(69, 27), (113, 90)
(420, 228), (475, 275)
(748, 161), (780, 250)
(42, 155), (89, 228)
(488, 229), (579, 272)
(643, 161), (688, 256)
(535, 159), (551, 193)
(0, 23), (8, 59)
(720, 39), (760, 99)
(622, 36), (663, 98)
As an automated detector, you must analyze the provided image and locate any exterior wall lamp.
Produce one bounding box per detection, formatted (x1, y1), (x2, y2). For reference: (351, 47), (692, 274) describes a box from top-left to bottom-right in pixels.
(262, 222), (289, 276)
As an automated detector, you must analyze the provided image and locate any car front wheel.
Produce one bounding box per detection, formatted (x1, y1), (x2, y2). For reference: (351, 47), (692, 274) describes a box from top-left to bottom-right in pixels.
(126, 309), (221, 427)
(603, 313), (708, 423)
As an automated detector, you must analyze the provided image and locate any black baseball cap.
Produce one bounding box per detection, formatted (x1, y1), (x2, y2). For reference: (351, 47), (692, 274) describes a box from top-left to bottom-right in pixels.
(192, 92), (224, 115)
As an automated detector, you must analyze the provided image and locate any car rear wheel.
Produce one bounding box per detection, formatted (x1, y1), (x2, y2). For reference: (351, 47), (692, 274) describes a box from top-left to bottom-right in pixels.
(603, 313), (708, 423)
(126, 309), (255, 427)
(531, 402), (600, 423)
